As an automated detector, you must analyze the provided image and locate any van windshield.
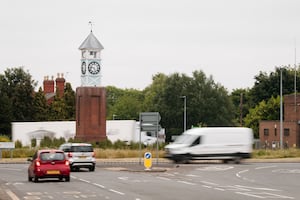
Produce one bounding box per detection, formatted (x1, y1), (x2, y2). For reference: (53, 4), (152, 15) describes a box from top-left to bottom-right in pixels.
(174, 134), (195, 144)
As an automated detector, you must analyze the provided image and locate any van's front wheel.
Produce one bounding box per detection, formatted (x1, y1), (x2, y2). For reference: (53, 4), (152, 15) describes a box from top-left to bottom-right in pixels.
(173, 155), (190, 164)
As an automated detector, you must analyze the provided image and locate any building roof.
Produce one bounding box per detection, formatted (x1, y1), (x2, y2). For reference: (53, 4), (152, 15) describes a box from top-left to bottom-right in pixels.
(79, 31), (104, 50)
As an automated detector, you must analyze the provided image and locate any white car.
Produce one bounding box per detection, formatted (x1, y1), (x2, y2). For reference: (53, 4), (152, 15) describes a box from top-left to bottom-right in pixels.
(59, 143), (96, 172)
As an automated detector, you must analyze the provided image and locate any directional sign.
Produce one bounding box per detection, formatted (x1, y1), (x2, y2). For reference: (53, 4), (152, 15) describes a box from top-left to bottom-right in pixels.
(140, 112), (161, 124)
(144, 152), (152, 170)
(141, 124), (162, 132)
(140, 112), (161, 132)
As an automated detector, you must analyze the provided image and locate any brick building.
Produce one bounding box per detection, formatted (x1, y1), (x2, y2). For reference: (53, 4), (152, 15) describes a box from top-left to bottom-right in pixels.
(259, 94), (300, 148)
(43, 73), (65, 104)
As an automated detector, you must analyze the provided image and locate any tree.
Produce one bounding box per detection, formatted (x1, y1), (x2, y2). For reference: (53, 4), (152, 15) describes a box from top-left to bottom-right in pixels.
(0, 67), (37, 136)
(63, 83), (76, 120)
(244, 96), (280, 138)
(143, 70), (235, 142)
(250, 66), (300, 105)
(106, 86), (144, 120)
(1, 67), (37, 121)
(48, 90), (68, 120)
(33, 87), (48, 121)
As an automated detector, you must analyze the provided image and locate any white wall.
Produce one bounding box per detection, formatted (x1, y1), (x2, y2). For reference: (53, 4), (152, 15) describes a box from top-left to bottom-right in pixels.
(11, 120), (156, 146)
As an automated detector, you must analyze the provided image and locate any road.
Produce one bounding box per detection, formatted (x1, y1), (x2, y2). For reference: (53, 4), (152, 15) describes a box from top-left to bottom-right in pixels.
(0, 161), (299, 200)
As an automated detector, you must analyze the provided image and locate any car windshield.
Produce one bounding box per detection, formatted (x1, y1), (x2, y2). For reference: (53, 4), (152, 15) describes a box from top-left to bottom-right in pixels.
(70, 146), (93, 152)
(173, 134), (196, 144)
(40, 152), (65, 161)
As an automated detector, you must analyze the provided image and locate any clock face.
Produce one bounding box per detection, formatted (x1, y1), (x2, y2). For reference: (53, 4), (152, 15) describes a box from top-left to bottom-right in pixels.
(88, 61), (101, 75)
(81, 62), (86, 74)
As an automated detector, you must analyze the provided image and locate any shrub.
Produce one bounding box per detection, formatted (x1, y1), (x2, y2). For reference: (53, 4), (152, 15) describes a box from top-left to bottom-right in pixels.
(31, 138), (37, 148)
(15, 140), (22, 148)
(0, 135), (10, 142)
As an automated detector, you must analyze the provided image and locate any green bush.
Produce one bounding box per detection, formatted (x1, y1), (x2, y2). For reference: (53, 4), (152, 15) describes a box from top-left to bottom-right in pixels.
(31, 138), (36, 148)
(15, 140), (22, 148)
(0, 135), (10, 142)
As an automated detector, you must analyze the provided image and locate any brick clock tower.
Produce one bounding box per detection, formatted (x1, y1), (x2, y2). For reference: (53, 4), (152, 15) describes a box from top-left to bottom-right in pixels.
(75, 30), (107, 142)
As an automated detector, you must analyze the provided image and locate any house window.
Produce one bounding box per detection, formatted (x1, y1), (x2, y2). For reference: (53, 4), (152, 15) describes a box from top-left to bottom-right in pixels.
(284, 128), (290, 136)
(274, 128), (277, 136)
(264, 129), (269, 136)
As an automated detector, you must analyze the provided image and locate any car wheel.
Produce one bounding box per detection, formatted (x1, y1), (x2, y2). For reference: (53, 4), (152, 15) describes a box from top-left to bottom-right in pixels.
(28, 175), (32, 182)
(65, 176), (70, 182)
(89, 166), (95, 172)
(59, 177), (63, 181)
(34, 176), (38, 183)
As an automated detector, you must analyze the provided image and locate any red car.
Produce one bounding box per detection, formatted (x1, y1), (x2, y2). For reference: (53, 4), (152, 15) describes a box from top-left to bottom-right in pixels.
(28, 149), (70, 182)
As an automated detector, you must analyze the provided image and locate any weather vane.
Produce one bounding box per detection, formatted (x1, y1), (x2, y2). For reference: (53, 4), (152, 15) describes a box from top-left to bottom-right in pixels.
(88, 21), (94, 32)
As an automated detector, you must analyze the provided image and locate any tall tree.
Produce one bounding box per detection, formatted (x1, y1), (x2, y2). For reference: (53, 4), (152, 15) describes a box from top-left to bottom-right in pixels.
(106, 86), (144, 120)
(143, 70), (235, 142)
(250, 66), (300, 105)
(1, 67), (37, 121)
(244, 96), (280, 138)
(33, 87), (48, 121)
(63, 82), (76, 120)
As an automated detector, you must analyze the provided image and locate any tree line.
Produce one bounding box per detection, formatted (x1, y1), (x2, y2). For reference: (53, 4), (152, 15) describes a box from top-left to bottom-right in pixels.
(1, 66), (299, 142)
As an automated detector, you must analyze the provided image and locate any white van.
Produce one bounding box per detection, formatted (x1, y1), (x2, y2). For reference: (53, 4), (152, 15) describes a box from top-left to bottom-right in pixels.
(164, 127), (253, 163)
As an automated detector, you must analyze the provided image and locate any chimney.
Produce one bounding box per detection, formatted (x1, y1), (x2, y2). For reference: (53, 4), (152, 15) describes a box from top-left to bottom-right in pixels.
(55, 73), (65, 98)
(43, 75), (54, 94)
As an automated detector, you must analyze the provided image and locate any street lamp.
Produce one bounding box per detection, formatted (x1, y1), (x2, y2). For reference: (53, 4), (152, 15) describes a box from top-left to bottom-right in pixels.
(180, 96), (187, 132)
(280, 68), (283, 149)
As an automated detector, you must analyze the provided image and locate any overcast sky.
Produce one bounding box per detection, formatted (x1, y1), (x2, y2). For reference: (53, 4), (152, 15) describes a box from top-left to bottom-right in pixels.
(1, 0), (300, 92)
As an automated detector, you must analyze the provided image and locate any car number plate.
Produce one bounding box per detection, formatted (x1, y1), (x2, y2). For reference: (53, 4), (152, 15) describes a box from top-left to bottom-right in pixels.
(79, 156), (86, 158)
(47, 170), (60, 174)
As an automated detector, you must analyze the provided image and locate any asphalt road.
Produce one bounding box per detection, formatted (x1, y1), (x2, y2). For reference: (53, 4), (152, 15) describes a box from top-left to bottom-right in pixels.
(0, 161), (299, 200)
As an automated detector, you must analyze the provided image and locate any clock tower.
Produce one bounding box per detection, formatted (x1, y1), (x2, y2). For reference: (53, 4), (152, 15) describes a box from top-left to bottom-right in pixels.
(75, 30), (107, 142)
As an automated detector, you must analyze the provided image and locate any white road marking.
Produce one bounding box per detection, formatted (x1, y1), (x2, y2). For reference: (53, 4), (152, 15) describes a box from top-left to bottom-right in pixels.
(202, 185), (213, 189)
(197, 166), (234, 171)
(118, 176), (129, 180)
(236, 169), (249, 178)
(109, 189), (125, 195)
(5, 189), (20, 200)
(235, 185), (280, 191)
(186, 174), (199, 177)
(200, 181), (218, 186)
(236, 192), (294, 199)
(255, 165), (277, 170)
(93, 183), (106, 188)
(177, 180), (196, 185)
(157, 177), (171, 181)
(235, 192), (265, 199)
(79, 178), (90, 183)
(214, 188), (225, 191)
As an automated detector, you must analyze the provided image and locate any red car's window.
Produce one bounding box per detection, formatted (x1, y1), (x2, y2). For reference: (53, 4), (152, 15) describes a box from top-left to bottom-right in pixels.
(40, 152), (65, 161)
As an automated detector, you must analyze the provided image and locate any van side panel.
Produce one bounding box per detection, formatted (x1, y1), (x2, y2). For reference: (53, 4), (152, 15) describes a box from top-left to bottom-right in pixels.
(165, 127), (253, 163)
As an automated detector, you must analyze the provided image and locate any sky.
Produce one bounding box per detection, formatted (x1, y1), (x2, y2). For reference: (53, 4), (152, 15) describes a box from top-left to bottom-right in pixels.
(1, 0), (300, 92)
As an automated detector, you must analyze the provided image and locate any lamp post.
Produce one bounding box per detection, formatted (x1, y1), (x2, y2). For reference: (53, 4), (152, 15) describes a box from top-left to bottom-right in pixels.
(280, 68), (283, 149)
(180, 96), (187, 132)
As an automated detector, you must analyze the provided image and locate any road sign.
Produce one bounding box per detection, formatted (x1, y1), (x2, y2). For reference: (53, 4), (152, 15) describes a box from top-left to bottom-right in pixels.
(144, 152), (152, 170)
(140, 112), (161, 132)
(141, 124), (162, 132)
(140, 112), (161, 124)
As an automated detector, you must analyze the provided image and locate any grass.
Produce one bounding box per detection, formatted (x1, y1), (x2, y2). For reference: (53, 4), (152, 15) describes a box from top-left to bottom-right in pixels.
(252, 148), (300, 159)
(1, 148), (300, 159)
